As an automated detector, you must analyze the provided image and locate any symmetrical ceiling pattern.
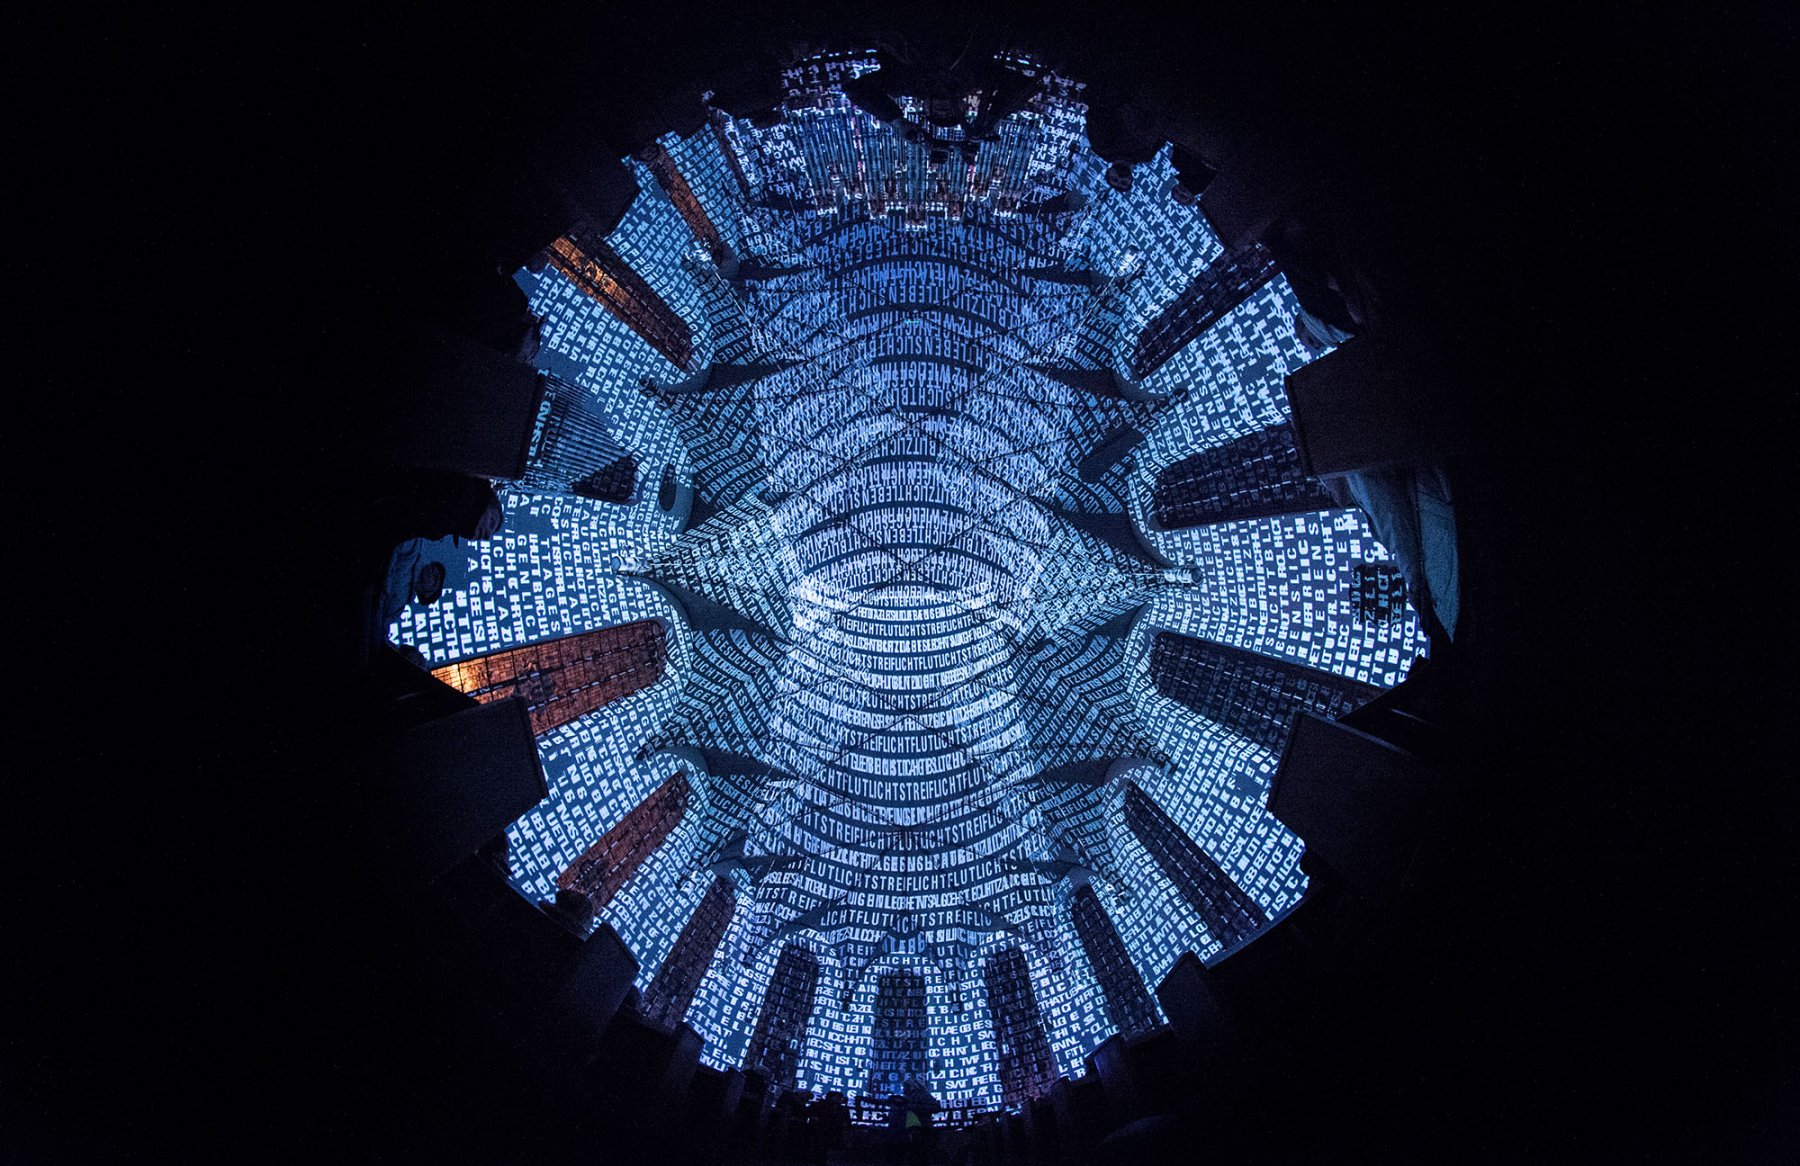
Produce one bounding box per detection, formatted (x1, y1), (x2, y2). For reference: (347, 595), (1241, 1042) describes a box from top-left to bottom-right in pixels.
(387, 51), (1422, 1105)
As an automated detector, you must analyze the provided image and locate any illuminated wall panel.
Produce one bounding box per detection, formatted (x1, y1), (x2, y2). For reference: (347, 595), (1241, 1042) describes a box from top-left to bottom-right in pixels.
(1142, 511), (1422, 689)
(1134, 277), (1316, 457)
(638, 140), (726, 255)
(389, 491), (679, 665)
(1120, 642), (1309, 978)
(524, 373), (640, 503)
(665, 125), (749, 250)
(1065, 147), (1225, 364)
(523, 267), (681, 407)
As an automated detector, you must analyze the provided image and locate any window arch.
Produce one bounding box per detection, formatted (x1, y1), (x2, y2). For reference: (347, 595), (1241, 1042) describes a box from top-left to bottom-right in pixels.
(744, 943), (820, 1090)
(640, 874), (736, 1030)
(1123, 782), (1267, 950)
(1150, 423), (1336, 531)
(1071, 885), (1159, 1040)
(432, 619), (669, 736)
(1148, 629), (1375, 753)
(983, 946), (1056, 1108)
(556, 770), (690, 913)
(866, 968), (929, 1099)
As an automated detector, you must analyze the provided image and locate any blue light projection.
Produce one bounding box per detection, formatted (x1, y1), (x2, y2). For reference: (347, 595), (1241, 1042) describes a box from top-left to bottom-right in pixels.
(386, 52), (1424, 1111)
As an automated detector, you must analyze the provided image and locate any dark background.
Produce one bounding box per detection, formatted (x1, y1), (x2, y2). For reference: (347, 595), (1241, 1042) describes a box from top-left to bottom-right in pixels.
(10, 2), (1791, 1159)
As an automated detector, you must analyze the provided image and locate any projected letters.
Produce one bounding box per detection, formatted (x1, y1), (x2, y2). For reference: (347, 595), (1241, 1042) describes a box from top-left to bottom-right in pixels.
(387, 51), (1424, 1110)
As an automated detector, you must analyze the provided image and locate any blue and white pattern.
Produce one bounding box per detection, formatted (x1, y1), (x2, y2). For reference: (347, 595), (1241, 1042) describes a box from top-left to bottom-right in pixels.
(387, 53), (1423, 1109)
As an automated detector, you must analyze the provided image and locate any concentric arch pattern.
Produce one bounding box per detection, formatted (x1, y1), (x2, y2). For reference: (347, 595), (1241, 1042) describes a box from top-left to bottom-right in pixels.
(387, 53), (1424, 1107)
(637, 211), (1183, 986)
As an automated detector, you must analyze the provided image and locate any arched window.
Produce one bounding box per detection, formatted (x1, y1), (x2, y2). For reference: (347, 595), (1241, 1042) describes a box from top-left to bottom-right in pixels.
(1131, 242), (1280, 380)
(431, 619), (668, 736)
(1071, 885), (1158, 1040)
(640, 874), (736, 1030)
(1123, 782), (1267, 950)
(1149, 630), (1376, 753)
(523, 373), (640, 503)
(1150, 423), (1337, 531)
(744, 944), (820, 1090)
(638, 140), (726, 254)
(556, 771), (690, 912)
(984, 946), (1056, 1108)
(866, 969), (929, 1099)
(544, 235), (694, 370)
